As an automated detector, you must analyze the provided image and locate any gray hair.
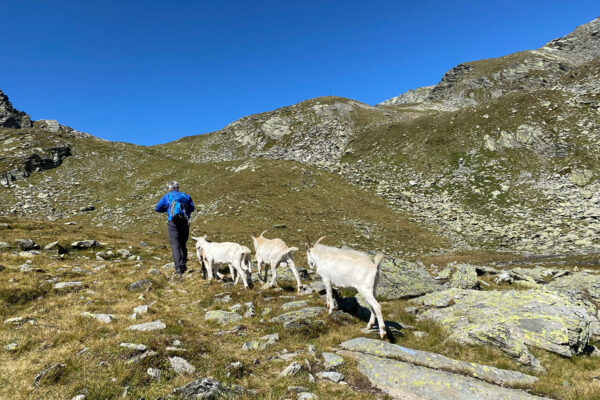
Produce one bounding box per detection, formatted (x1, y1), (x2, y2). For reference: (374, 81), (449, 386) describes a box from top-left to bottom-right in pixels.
(167, 181), (179, 191)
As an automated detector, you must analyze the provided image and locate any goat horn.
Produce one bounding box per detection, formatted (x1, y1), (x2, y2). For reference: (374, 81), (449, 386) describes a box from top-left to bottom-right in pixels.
(259, 230), (268, 237)
(306, 235), (312, 248)
(315, 236), (326, 246)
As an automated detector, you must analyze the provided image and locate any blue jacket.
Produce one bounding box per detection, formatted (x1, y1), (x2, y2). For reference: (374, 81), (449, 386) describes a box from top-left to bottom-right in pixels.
(155, 190), (195, 221)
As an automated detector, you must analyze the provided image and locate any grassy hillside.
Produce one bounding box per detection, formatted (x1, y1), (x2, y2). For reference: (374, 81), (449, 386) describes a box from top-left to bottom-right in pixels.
(2, 218), (600, 399)
(0, 127), (447, 257)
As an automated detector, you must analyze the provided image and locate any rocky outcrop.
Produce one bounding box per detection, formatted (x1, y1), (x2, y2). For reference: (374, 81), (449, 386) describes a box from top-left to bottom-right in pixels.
(542, 16), (600, 63)
(23, 145), (71, 173)
(410, 288), (597, 369)
(376, 258), (444, 300)
(343, 350), (544, 400)
(0, 89), (32, 128)
(340, 337), (538, 386)
(380, 18), (600, 111)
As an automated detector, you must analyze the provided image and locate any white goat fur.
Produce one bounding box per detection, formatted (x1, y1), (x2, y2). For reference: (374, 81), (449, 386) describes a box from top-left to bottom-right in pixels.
(306, 239), (386, 338)
(251, 231), (302, 292)
(192, 236), (252, 288)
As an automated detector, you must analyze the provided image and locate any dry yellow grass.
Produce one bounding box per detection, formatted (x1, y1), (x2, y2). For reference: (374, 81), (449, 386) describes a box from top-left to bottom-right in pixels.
(1, 217), (600, 399)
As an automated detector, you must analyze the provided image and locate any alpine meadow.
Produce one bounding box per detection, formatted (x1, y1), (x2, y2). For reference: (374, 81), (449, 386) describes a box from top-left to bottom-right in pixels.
(2, 15), (600, 400)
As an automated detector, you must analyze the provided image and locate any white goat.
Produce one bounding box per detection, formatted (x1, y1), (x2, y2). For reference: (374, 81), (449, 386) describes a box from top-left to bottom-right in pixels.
(192, 236), (252, 289)
(251, 231), (302, 292)
(306, 236), (386, 339)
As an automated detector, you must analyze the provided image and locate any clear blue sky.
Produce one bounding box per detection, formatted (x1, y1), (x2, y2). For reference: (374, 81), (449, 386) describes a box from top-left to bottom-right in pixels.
(1, 1), (598, 145)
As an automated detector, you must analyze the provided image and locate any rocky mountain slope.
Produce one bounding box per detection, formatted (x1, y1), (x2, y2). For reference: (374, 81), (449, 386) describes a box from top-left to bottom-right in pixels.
(154, 17), (600, 254)
(3, 16), (600, 400)
(0, 89), (32, 129)
(2, 18), (600, 257)
(0, 101), (443, 259)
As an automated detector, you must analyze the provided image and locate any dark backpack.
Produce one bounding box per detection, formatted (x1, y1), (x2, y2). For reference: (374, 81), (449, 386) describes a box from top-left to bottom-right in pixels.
(167, 192), (188, 222)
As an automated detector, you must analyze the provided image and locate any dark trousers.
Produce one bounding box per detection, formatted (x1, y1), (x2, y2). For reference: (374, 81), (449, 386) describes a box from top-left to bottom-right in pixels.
(167, 219), (189, 274)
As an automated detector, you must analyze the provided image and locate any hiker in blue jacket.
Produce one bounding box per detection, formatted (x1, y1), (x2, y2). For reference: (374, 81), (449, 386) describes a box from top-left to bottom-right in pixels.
(155, 181), (195, 276)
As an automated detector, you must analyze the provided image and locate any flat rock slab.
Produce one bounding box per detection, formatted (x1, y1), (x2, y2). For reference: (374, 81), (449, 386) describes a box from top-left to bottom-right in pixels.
(129, 279), (152, 291)
(280, 300), (309, 311)
(4, 316), (36, 326)
(322, 352), (345, 370)
(316, 371), (344, 383)
(169, 356), (196, 374)
(377, 259), (444, 300)
(204, 310), (243, 325)
(344, 351), (545, 400)
(126, 320), (166, 331)
(53, 281), (84, 290)
(81, 312), (114, 323)
(270, 307), (326, 324)
(411, 288), (595, 359)
(120, 343), (147, 351)
(339, 338), (537, 387)
(71, 240), (98, 249)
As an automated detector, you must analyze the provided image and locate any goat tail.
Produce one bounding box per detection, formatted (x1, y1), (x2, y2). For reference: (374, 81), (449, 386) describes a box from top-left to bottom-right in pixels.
(373, 253), (385, 270)
(287, 246), (299, 254)
(239, 251), (252, 271)
(372, 253), (384, 296)
(243, 252), (252, 271)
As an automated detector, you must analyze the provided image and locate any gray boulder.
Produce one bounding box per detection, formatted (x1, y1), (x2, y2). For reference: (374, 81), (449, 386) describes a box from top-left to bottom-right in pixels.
(81, 312), (114, 323)
(53, 281), (85, 290)
(120, 343), (147, 351)
(316, 371), (344, 383)
(449, 263), (479, 289)
(279, 362), (303, 377)
(126, 320), (166, 331)
(204, 310), (243, 325)
(169, 356), (196, 374)
(411, 288), (596, 361)
(546, 272), (600, 337)
(16, 239), (39, 251)
(129, 279), (152, 291)
(270, 307), (326, 324)
(376, 258), (444, 300)
(280, 300), (309, 311)
(71, 240), (99, 249)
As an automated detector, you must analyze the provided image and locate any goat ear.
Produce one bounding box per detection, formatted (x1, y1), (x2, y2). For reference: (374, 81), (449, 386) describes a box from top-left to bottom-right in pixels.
(191, 236), (199, 242)
(251, 232), (257, 239)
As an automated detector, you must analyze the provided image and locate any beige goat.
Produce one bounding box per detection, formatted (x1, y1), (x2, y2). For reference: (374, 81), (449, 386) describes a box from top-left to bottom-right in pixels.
(192, 236), (252, 288)
(251, 231), (302, 292)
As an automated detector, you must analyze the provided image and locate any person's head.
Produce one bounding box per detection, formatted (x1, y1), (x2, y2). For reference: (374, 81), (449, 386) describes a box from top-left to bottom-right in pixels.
(167, 181), (179, 192)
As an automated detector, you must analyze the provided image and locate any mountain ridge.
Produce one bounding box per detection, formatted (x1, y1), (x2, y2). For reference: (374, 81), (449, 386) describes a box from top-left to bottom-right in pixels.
(1, 17), (600, 256)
